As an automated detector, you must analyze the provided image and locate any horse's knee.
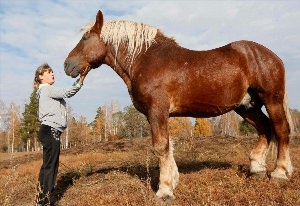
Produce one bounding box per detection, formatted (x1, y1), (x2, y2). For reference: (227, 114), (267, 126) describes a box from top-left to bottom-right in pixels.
(153, 141), (169, 157)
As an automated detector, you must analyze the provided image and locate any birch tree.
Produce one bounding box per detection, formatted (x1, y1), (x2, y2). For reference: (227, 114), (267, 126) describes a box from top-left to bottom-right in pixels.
(7, 103), (21, 152)
(0, 100), (9, 152)
(290, 109), (300, 135)
(212, 111), (241, 137)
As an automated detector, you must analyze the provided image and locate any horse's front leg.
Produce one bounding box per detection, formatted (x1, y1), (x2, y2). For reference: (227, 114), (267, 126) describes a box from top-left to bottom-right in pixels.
(148, 108), (179, 201)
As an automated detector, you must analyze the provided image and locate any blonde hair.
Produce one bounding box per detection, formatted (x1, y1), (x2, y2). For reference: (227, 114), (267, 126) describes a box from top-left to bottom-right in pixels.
(33, 63), (53, 89)
(82, 20), (157, 72)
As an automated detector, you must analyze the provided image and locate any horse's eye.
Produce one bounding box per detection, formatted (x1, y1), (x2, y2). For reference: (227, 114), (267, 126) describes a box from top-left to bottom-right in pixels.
(83, 33), (90, 40)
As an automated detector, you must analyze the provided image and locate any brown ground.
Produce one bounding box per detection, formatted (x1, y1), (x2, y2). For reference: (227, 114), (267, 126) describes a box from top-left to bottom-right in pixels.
(0, 136), (299, 206)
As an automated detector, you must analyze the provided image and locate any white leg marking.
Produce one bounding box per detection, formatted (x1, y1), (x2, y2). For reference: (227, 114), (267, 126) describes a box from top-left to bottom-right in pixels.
(169, 138), (179, 189)
(286, 149), (293, 176)
(250, 144), (268, 174)
(156, 138), (178, 200)
(271, 148), (293, 179)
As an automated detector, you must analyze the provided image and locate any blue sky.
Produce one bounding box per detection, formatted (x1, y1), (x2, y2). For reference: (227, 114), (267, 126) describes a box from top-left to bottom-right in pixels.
(0, 0), (299, 123)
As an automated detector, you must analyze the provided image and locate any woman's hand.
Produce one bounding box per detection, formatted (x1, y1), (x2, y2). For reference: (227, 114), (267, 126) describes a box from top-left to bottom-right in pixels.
(78, 74), (86, 85)
(78, 66), (91, 85)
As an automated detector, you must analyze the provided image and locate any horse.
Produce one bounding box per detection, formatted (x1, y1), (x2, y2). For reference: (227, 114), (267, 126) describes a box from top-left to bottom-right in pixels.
(64, 10), (294, 201)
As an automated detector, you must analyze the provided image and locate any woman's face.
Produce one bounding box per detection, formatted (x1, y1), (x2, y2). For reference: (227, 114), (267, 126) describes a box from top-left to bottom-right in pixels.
(39, 70), (55, 85)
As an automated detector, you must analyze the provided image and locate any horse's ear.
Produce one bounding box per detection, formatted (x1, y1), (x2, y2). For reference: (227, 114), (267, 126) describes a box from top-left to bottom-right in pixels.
(92, 10), (103, 34)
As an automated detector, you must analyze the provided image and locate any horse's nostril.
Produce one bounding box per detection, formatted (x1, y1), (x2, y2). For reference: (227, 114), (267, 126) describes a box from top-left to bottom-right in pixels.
(64, 62), (68, 69)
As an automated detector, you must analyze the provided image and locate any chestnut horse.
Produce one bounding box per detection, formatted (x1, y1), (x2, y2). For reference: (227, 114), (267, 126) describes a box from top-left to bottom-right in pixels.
(64, 10), (293, 200)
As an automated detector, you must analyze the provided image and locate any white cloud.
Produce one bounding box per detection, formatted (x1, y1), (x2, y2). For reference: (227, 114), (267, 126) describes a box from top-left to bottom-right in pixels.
(0, 0), (299, 123)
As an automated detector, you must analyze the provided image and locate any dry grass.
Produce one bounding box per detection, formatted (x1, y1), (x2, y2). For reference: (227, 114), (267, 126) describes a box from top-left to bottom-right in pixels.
(0, 136), (299, 206)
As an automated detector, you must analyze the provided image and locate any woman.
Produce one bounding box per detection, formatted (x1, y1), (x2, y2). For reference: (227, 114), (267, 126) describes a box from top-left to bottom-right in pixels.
(34, 63), (86, 206)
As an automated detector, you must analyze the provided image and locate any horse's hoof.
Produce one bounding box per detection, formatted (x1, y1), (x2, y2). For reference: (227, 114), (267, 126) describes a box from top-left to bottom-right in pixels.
(250, 171), (267, 179)
(271, 169), (289, 180)
(156, 189), (175, 204)
(155, 194), (175, 205)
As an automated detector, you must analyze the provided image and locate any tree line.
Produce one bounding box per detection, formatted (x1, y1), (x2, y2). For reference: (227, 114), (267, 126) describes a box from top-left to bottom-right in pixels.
(1, 90), (300, 153)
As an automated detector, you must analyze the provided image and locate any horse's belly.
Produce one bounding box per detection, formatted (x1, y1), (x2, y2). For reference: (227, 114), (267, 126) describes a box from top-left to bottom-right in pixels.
(169, 102), (238, 118)
(168, 76), (248, 117)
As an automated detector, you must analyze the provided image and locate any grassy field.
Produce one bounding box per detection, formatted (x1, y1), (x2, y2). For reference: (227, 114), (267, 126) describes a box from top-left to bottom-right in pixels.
(0, 136), (299, 206)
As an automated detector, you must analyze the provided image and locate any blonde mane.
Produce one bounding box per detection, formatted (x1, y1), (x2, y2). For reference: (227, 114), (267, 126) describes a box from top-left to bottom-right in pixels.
(81, 20), (158, 67)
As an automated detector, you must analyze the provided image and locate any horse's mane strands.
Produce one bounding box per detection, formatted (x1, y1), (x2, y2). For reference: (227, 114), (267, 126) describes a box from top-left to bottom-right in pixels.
(80, 21), (96, 33)
(81, 20), (158, 68)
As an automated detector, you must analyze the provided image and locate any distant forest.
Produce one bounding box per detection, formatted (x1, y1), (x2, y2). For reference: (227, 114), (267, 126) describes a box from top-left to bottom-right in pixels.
(1, 90), (299, 153)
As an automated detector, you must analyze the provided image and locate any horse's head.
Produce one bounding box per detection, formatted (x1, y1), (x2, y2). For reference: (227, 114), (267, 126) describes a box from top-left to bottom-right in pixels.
(64, 10), (106, 78)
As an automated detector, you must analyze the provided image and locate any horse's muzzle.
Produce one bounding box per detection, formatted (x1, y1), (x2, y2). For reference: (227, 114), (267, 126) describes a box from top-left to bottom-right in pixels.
(64, 58), (80, 78)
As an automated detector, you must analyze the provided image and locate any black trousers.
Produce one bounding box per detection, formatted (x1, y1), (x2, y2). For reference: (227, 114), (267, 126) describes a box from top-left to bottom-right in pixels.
(38, 124), (62, 199)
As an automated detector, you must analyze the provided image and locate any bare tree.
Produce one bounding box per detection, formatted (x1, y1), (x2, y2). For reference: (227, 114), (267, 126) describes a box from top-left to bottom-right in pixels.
(60, 106), (73, 149)
(6, 103), (21, 153)
(290, 108), (300, 135)
(102, 101), (121, 140)
(212, 111), (241, 137)
(0, 100), (9, 151)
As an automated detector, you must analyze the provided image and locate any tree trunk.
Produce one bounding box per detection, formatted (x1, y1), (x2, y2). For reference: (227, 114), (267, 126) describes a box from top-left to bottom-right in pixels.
(27, 138), (30, 152)
(11, 114), (15, 153)
(66, 127), (69, 149)
(7, 131), (10, 153)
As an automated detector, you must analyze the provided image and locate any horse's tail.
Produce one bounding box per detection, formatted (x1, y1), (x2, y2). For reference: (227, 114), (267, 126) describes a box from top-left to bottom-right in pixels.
(283, 92), (295, 136)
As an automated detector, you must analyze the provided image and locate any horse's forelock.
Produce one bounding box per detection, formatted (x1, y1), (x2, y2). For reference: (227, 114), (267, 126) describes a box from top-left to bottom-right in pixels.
(80, 21), (96, 33)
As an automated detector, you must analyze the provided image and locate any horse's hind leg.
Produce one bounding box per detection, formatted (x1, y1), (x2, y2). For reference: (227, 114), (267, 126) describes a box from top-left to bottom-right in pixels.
(264, 102), (293, 179)
(148, 107), (179, 201)
(235, 107), (272, 178)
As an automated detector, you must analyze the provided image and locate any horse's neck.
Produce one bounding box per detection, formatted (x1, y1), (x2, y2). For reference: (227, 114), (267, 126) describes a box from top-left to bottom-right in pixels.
(104, 34), (177, 91)
(104, 45), (134, 92)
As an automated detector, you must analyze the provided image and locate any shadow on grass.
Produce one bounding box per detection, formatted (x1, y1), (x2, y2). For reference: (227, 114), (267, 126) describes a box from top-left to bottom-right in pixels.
(54, 171), (81, 203)
(54, 160), (232, 201)
(178, 160), (231, 173)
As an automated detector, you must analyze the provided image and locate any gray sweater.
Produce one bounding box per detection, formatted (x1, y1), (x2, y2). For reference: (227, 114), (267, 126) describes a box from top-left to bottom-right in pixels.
(36, 81), (82, 132)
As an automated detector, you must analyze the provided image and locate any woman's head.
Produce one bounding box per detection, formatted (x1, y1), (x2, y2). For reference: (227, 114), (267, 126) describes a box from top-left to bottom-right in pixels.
(33, 63), (54, 89)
